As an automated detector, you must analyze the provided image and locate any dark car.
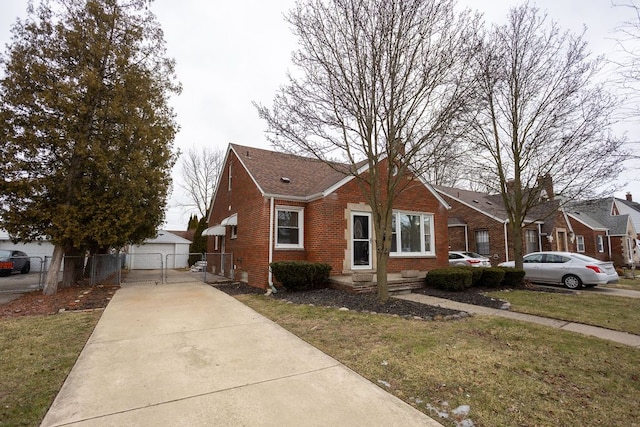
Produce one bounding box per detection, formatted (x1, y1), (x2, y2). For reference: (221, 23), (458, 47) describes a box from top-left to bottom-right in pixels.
(0, 249), (31, 276)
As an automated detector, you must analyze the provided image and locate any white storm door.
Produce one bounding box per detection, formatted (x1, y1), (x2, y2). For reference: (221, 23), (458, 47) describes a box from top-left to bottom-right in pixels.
(352, 213), (372, 269)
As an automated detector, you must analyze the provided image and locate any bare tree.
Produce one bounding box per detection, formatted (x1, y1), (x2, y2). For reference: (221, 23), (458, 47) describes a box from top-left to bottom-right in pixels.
(178, 146), (225, 219)
(256, 0), (480, 302)
(465, 3), (626, 269)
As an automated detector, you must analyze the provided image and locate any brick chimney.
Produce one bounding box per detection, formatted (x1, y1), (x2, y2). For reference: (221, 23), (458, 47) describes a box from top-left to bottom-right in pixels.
(537, 174), (554, 201)
(626, 192), (633, 202)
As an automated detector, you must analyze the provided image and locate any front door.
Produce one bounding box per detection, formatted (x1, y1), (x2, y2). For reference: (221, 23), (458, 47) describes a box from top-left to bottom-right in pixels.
(352, 213), (372, 269)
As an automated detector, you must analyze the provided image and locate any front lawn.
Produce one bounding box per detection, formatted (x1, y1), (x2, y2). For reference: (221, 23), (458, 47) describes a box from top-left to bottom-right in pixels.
(487, 289), (640, 335)
(238, 294), (640, 427)
(0, 311), (101, 426)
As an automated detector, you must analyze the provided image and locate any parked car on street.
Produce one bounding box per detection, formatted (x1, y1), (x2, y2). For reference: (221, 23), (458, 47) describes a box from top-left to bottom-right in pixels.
(498, 251), (618, 289)
(448, 251), (491, 267)
(0, 249), (31, 276)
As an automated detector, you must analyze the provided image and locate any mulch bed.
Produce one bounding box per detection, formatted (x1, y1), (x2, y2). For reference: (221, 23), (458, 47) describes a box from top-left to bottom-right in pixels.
(0, 285), (120, 319)
(214, 282), (493, 319)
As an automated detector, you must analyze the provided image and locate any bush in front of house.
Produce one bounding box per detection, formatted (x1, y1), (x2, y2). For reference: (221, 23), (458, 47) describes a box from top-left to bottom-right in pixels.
(425, 267), (473, 291)
(269, 261), (332, 291)
(500, 268), (526, 287)
(476, 267), (506, 288)
(453, 265), (484, 286)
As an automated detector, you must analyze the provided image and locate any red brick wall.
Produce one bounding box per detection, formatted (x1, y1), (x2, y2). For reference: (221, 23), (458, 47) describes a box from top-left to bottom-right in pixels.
(208, 151), (272, 288)
(440, 194), (507, 264)
(567, 217), (611, 262)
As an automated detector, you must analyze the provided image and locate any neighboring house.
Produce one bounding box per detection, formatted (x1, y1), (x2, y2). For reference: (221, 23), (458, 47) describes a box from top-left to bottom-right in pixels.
(203, 143), (450, 290)
(614, 193), (640, 238)
(0, 229), (54, 272)
(566, 198), (639, 267)
(126, 230), (192, 270)
(435, 183), (574, 265)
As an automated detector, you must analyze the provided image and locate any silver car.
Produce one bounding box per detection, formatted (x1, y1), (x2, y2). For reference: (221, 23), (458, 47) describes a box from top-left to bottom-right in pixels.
(498, 251), (618, 289)
(448, 251), (491, 267)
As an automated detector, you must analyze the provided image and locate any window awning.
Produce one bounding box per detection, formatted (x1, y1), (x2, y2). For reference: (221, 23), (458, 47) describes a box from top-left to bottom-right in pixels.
(221, 213), (237, 226)
(202, 225), (226, 236)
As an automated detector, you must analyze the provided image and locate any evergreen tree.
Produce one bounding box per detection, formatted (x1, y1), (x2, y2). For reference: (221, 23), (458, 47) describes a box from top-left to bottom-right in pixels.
(0, 0), (180, 294)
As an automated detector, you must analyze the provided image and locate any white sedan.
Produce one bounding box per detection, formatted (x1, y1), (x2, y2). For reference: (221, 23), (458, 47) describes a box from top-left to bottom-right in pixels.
(498, 251), (618, 289)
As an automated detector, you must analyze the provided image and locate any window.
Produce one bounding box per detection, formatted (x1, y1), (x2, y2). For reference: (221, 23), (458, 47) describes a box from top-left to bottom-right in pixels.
(597, 235), (604, 253)
(214, 236), (219, 250)
(475, 230), (490, 256)
(525, 229), (538, 254)
(576, 235), (585, 252)
(230, 225), (237, 239)
(276, 207), (304, 248)
(390, 211), (434, 255)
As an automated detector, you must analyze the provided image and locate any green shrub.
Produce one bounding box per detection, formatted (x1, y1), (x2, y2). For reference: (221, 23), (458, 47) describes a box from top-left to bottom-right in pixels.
(453, 266), (484, 286)
(270, 261), (332, 291)
(476, 267), (506, 288)
(425, 267), (473, 291)
(500, 268), (526, 287)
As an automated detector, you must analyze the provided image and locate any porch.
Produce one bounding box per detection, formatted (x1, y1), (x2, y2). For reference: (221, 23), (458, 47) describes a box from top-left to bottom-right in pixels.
(329, 271), (427, 295)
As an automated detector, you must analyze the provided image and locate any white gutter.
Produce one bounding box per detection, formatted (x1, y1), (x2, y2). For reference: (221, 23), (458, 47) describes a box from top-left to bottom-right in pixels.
(464, 225), (469, 252)
(537, 223), (543, 251)
(504, 222), (509, 262)
(267, 197), (277, 294)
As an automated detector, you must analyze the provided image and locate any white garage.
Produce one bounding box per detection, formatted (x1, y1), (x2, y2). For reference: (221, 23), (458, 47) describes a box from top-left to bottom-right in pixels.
(127, 230), (192, 270)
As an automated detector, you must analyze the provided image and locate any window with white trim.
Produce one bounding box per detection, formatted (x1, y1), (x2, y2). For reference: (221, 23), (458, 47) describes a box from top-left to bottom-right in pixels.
(576, 235), (585, 252)
(475, 230), (490, 256)
(276, 207), (304, 248)
(597, 235), (604, 253)
(230, 225), (237, 239)
(525, 229), (538, 254)
(390, 211), (435, 255)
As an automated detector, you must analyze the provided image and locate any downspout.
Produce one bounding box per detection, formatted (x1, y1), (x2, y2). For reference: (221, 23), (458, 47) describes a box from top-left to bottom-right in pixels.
(266, 197), (277, 294)
(607, 231), (612, 261)
(504, 222), (509, 262)
(464, 225), (469, 251)
(537, 223), (543, 251)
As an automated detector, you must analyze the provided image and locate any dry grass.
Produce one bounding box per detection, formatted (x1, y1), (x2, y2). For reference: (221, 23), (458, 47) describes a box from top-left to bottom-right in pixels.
(238, 295), (640, 427)
(487, 290), (640, 335)
(610, 277), (640, 290)
(0, 311), (102, 426)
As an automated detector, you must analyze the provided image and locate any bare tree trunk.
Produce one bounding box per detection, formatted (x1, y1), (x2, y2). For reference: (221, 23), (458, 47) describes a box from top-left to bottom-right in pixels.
(43, 244), (64, 295)
(511, 223), (524, 270)
(375, 251), (389, 303)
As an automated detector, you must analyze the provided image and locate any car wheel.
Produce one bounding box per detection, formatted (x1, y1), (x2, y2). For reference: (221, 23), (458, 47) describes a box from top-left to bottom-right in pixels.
(20, 262), (30, 274)
(0, 270), (10, 277)
(563, 274), (582, 289)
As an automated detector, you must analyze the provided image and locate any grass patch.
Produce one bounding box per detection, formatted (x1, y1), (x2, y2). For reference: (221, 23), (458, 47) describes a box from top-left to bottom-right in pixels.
(487, 290), (640, 335)
(238, 295), (640, 427)
(0, 311), (101, 426)
(609, 277), (640, 290)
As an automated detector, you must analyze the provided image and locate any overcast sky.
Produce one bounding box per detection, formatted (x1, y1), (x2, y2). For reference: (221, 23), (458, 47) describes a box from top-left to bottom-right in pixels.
(1, 0), (638, 229)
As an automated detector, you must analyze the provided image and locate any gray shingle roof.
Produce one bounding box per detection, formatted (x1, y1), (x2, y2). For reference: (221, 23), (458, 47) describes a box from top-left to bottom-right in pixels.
(566, 198), (629, 235)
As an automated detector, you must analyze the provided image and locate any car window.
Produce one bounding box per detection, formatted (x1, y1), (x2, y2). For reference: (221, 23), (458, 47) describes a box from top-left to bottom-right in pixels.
(544, 254), (570, 263)
(523, 254), (543, 263)
(463, 252), (484, 258)
(570, 253), (600, 263)
(449, 253), (462, 259)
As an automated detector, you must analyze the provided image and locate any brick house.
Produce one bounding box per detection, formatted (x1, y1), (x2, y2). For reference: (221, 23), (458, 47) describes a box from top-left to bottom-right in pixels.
(203, 144), (450, 290)
(566, 198), (639, 267)
(434, 185), (574, 265)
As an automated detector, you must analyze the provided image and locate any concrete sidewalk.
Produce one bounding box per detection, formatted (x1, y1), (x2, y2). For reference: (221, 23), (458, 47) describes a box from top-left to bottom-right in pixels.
(397, 293), (640, 348)
(41, 282), (442, 427)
